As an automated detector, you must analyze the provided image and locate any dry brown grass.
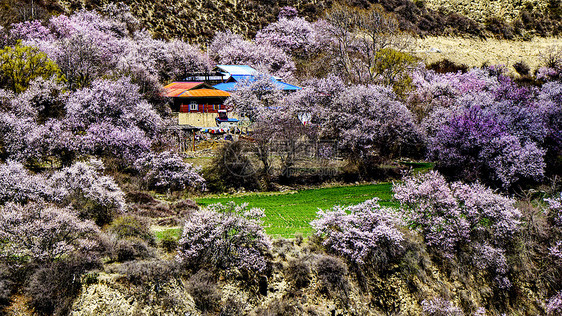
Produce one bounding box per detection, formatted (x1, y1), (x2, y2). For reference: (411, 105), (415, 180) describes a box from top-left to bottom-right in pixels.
(423, 0), (547, 23)
(413, 36), (562, 75)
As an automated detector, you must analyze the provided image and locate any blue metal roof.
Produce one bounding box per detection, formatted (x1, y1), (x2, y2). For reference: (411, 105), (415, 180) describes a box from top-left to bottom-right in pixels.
(213, 82), (238, 92)
(230, 74), (254, 82)
(274, 81), (302, 91)
(215, 65), (258, 76)
(213, 65), (302, 92)
(213, 80), (301, 92)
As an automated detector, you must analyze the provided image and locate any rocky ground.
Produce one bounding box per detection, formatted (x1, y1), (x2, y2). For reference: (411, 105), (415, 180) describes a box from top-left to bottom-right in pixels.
(62, 236), (546, 315)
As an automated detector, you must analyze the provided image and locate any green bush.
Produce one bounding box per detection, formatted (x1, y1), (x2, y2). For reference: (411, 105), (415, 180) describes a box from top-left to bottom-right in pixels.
(159, 230), (179, 253)
(372, 48), (418, 97)
(0, 42), (64, 93)
(108, 215), (155, 246)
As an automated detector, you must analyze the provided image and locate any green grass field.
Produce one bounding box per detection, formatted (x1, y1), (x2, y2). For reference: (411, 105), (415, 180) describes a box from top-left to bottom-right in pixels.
(196, 183), (398, 238)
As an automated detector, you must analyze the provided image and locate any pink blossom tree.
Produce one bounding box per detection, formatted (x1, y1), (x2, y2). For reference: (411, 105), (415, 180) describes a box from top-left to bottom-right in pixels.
(176, 202), (271, 274)
(0, 161), (51, 205)
(133, 151), (205, 193)
(417, 68), (551, 187)
(0, 202), (101, 264)
(318, 84), (423, 171)
(311, 198), (404, 268)
(394, 171), (521, 288)
(209, 31), (295, 80)
(255, 8), (330, 59)
(13, 76), (68, 122)
(49, 159), (126, 225)
(547, 291), (562, 316)
(224, 72), (284, 122)
(81, 123), (152, 163)
(8, 20), (52, 42)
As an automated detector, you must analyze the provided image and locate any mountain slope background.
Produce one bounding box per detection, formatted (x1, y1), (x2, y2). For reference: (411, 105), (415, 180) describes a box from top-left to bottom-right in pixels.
(2, 0), (561, 45)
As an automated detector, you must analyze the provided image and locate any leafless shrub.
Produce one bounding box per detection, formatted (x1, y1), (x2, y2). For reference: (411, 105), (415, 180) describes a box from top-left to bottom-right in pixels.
(25, 255), (100, 316)
(286, 258), (312, 289)
(314, 255), (349, 298)
(187, 270), (221, 313)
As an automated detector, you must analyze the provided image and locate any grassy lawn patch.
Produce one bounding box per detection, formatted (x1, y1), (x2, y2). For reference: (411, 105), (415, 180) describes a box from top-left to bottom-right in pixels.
(196, 183), (398, 238)
(151, 226), (182, 241)
(402, 161), (434, 172)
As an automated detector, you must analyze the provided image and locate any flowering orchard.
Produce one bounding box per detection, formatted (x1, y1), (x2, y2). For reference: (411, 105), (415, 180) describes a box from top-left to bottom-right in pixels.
(0, 4), (561, 314)
(394, 171), (521, 288)
(311, 198), (404, 267)
(176, 202), (271, 274)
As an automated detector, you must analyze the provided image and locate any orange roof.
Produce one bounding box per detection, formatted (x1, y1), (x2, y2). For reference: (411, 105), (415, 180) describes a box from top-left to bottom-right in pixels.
(163, 82), (230, 98)
(165, 88), (190, 97)
(163, 82), (205, 97)
(163, 82), (204, 90)
(178, 89), (230, 98)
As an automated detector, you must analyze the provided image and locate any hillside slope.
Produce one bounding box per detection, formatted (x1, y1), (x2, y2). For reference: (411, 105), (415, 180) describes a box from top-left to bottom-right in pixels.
(2, 0), (561, 44)
(423, 0), (547, 23)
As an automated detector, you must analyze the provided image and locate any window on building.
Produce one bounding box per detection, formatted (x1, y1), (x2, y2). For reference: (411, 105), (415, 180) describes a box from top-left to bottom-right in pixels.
(189, 102), (198, 111)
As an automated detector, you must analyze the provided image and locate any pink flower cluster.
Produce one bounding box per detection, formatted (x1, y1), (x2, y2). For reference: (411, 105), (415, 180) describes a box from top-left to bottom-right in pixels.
(394, 171), (520, 287)
(176, 202), (271, 273)
(311, 198), (404, 266)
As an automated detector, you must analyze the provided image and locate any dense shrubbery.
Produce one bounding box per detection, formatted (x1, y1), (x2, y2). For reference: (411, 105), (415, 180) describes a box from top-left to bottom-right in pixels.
(0, 3), (562, 315)
(176, 202), (271, 274)
(26, 255), (101, 315)
(394, 171), (520, 287)
(111, 259), (180, 287)
(134, 151), (205, 193)
(108, 215), (154, 245)
(204, 140), (260, 192)
(286, 258), (312, 289)
(311, 198), (404, 268)
(186, 270), (222, 313)
(314, 254), (349, 298)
